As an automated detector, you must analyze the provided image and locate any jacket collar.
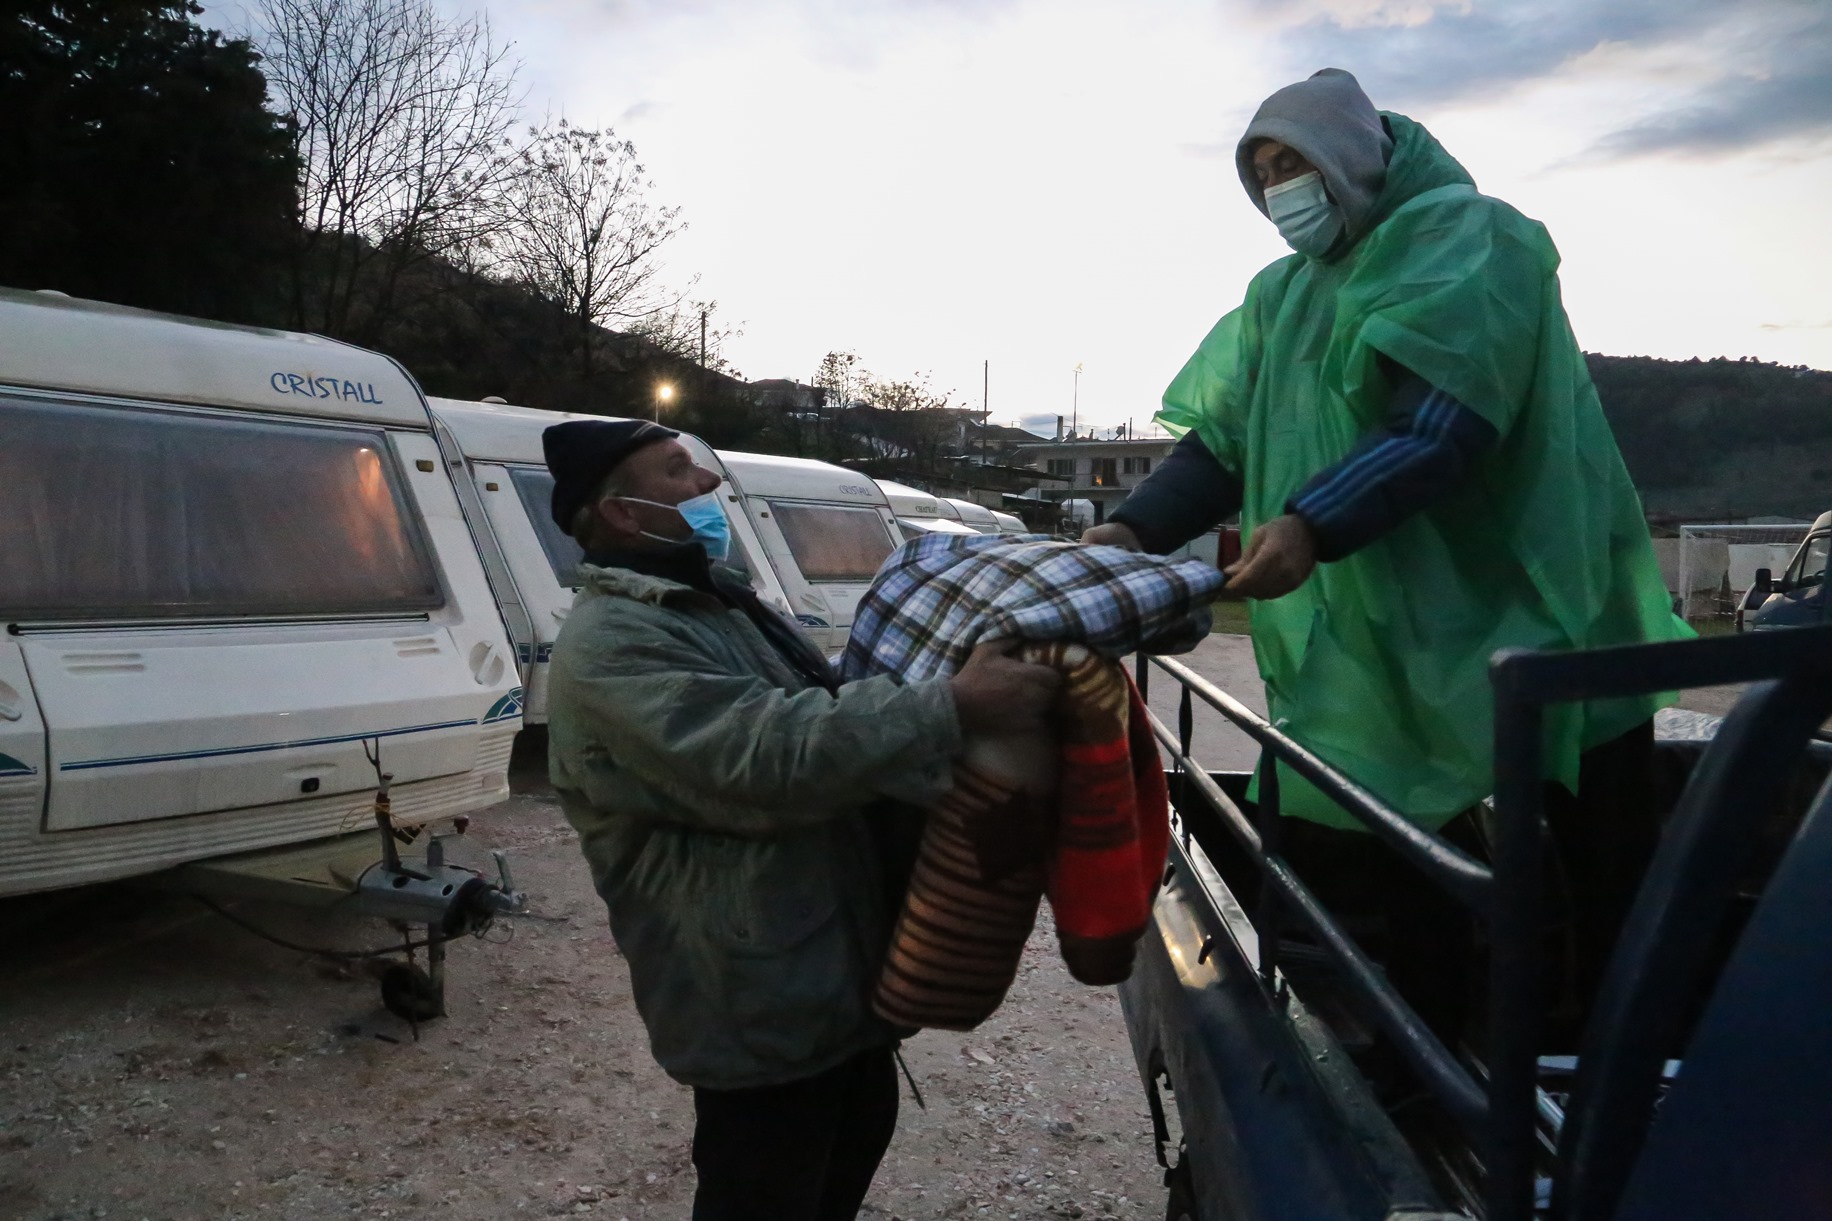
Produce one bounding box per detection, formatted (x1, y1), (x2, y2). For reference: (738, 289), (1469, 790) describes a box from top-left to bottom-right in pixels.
(578, 544), (741, 611)
(585, 543), (716, 592)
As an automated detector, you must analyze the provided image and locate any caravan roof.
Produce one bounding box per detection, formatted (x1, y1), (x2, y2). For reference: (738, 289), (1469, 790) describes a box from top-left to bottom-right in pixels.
(429, 397), (600, 464)
(716, 450), (887, 507)
(428, 397), (724, 471)
(877, 478), (942, 518)
(878, 480), (978, 536)
(0, 288), (427, 427)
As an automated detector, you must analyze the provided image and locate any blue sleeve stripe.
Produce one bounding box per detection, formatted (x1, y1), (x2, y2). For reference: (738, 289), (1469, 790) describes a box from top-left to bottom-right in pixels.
(1295, 393), (1459, 520)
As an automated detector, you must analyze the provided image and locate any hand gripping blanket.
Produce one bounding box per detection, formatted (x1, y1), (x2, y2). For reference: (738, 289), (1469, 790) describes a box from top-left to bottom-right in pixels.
(840, 534), (1231, 1030)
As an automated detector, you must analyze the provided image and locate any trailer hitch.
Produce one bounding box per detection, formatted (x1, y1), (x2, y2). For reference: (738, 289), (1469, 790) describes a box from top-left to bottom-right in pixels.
(356, 760), (527, 1023)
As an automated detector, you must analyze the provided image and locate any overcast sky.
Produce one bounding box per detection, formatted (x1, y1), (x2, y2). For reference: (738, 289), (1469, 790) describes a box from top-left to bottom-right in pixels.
(233, 0), (1832, 436)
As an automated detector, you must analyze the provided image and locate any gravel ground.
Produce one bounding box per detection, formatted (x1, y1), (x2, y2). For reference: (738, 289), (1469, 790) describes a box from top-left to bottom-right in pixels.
(0, 630), (1751, 1221)
(0, 744), (1168, 1221)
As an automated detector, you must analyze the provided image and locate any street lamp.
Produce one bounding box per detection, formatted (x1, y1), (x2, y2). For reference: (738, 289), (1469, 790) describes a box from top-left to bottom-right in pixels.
(654, 381), (675, 421)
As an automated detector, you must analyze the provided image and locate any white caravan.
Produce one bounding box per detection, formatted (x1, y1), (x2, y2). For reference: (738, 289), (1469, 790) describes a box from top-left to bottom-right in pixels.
(716, 451), (904, 655)
(877, 478), (981, 541)
(0, 290), (522, 897)
(991, 510), (1029, 535)
(941, 497), (1002, 534)
(425, 397), (793, 725)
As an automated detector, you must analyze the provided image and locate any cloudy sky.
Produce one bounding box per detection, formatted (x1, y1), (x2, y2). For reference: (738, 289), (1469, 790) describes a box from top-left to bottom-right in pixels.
(239, 0), (1832, 435)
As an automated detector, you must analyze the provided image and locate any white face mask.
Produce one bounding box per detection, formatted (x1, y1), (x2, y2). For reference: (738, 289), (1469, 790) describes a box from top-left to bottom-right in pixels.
(1264, 170), (1344, 258)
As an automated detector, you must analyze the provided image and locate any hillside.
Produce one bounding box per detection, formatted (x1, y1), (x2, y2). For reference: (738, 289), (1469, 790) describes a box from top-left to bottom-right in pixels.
(1587, 354), (1832, 522)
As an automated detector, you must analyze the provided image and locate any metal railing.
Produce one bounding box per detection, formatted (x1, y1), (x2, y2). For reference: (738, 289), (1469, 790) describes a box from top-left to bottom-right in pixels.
(1136, 623), (1832, 1221)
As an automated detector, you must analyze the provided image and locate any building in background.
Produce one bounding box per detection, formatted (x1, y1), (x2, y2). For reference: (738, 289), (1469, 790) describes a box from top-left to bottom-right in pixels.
(1013, 435), (1178, 527)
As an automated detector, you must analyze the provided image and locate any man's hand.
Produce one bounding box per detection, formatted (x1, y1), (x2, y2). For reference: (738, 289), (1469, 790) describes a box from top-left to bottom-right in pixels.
(1224, 514), (1318, 599)
(950, 641), (1063, 735)
(1080, 522), (1142, 551)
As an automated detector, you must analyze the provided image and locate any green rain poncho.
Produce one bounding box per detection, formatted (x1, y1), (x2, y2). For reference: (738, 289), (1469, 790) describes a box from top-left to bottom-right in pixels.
(1159, 112), (1690, 829)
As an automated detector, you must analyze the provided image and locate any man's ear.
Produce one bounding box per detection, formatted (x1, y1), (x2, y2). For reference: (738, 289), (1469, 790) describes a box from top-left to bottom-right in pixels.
(595, 496), (641, 538)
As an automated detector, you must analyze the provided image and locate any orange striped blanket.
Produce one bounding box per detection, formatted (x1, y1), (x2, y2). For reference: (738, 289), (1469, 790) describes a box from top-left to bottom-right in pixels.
(873, 641), (1170, 1031)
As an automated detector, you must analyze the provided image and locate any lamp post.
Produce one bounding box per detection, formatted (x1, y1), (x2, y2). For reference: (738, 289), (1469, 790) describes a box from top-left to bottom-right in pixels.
(653, 381), (674, 421)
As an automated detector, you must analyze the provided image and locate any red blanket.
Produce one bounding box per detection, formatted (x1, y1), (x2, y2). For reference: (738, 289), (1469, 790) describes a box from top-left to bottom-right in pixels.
(873, 642), (1170, 1031)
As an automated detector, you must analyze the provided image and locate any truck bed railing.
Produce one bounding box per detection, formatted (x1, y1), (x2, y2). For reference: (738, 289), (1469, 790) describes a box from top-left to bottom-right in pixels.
(1138, 655), (1494, 1127)
(1136, 623), (1832, 1221)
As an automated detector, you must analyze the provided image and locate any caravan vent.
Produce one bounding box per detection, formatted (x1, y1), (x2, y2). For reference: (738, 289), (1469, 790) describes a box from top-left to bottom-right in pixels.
(60, 652), (145, 675)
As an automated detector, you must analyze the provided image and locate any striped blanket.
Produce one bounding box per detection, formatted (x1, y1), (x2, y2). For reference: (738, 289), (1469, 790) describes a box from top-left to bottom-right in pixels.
(842, 535), (1227, 1030)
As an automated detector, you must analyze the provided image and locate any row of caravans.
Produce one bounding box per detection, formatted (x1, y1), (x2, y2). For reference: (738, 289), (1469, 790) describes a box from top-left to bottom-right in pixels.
(0, 290), (1032, 897)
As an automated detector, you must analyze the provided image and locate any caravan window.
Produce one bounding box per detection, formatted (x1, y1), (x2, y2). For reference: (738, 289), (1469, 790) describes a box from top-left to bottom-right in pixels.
(508, 465), (760, 588)
(769, 503), (895, 582)
(0, 396), (442, 620)
(510, 467), (588, 586)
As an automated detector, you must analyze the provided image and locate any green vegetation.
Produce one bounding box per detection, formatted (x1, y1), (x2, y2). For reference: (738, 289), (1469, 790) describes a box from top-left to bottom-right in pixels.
(1589, 354), (1832, 522)
(0, 1), (298, 323)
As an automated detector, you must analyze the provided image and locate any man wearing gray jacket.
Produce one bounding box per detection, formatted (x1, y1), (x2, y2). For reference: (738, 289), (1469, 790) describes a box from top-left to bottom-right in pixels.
(541, 419), (1059, 1221)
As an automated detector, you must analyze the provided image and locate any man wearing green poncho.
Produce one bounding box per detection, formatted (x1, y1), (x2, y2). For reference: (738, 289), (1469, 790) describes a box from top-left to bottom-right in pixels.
(1086, 68), (1690, 1039)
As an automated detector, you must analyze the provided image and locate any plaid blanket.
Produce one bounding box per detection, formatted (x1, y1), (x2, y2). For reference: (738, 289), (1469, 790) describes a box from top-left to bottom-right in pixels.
(840, 533), (1228, 684)
(846, 535), (1227, 1030)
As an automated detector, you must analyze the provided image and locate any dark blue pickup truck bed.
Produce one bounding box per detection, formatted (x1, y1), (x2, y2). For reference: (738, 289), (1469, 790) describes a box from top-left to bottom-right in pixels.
(1119, 628), (1832, 1221)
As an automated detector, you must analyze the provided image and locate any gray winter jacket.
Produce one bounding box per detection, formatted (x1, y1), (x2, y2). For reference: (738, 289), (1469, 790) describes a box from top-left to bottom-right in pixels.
(547, 560), (960, 1089)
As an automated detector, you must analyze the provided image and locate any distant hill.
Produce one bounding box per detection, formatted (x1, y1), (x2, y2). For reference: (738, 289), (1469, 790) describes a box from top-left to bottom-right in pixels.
(1588, 354), (1832, 523)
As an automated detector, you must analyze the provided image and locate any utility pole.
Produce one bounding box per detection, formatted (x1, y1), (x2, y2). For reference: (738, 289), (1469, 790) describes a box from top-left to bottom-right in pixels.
(699, 308), (707, 368)
(982, 359), (989, 470)
(1071, 363), (1082, 439)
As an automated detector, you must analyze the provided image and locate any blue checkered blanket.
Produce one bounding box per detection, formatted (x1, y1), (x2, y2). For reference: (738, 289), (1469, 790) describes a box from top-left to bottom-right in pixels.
(838, 533), (1231, 683)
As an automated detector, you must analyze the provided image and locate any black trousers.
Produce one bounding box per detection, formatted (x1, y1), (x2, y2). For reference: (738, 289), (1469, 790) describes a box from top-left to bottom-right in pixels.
(690, 1046), (900, 1221)
(1278, 720), (1658, 1050)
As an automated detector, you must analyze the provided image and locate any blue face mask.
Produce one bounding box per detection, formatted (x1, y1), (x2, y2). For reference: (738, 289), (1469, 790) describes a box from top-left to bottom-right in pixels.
(617, 490), (733, 561)
(1263, 170), (1344, 258)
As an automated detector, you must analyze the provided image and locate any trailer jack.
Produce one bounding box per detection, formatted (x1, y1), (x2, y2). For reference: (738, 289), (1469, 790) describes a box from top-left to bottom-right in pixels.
(355, 783), (527, 1022)
(154, 765), (527, 1026)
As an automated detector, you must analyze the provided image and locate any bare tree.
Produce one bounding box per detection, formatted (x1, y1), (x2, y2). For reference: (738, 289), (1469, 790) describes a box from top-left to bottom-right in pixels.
(628, 296), (744, 375)
(811, 350), (861, 406)
(493, 121), (683, 383)
(859, 371), (958, 469)
(255, 0), (522, 338)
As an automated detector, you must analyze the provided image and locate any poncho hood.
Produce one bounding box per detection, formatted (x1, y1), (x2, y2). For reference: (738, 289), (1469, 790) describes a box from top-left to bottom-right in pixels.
(1238, 69), (1391, 242)
(1360, 110), (1479, 234)
(1237, 70), (1480, 257)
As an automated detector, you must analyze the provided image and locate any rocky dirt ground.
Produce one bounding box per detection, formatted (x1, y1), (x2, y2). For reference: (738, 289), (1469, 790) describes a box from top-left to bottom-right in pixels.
(0, 756), (1174, 1221)
(0, 632), (1750, 1221)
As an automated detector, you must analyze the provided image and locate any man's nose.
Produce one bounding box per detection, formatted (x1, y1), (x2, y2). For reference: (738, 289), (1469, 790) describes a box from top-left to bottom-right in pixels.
(698, 469), (723, 493)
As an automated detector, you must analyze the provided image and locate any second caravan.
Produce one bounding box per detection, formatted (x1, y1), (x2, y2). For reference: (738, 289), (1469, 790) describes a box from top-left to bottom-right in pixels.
(426, 398), (793, 724)
(716, 451), (904, 656)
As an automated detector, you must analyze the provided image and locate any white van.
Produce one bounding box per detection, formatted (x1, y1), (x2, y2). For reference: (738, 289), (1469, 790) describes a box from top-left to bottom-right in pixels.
(426, 397), (794, 724)
(877, 478), (982, 541)
(716, 451), (904, 655)
(0, 290), (522, 897)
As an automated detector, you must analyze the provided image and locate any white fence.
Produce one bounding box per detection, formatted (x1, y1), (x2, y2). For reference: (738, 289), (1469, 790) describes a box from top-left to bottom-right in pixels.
(1676, 524), (1811, 622)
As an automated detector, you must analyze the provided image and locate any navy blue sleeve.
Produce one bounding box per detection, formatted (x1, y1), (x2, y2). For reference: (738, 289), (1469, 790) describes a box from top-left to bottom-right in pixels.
(1286, 372), (1497, 563)
(1107, 430), (1245, 555)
